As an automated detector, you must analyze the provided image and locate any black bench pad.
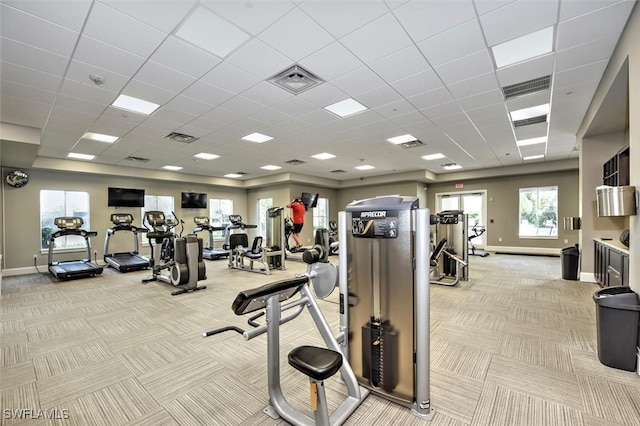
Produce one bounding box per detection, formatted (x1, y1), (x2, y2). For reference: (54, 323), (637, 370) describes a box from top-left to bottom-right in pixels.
(288, 345), (343, 381)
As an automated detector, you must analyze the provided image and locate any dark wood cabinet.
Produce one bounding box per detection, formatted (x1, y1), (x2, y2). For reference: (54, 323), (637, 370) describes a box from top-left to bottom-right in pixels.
(594, 239), (630, 287)
(603, 145), (630, 186)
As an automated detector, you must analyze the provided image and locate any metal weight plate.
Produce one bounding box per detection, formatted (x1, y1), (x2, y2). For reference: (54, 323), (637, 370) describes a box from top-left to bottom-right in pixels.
(309, 262), (338, 299)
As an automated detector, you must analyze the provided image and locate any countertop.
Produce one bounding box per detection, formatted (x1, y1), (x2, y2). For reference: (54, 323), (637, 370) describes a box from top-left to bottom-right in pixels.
(593, 237), (630, 254)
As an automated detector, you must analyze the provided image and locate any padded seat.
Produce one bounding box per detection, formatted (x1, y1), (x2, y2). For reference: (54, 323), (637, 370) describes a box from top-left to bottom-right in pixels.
(430, 238), (447, 267)
(288, 345), (343, 381)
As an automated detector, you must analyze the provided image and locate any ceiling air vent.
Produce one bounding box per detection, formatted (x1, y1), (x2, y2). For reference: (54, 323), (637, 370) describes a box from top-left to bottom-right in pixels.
(269, 64), (324, 95)
(513, 114), (548, 128)
(399, 139), (425, 149)
(502, 75), (551, 100)
(285, 159), (306, 165)
(124, 156), (150, 163)
(331, 169), (347, 174)
(165, 132), (198, 143)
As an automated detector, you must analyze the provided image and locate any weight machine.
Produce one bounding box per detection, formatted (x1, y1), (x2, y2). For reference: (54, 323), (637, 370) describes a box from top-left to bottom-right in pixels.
(430, 210), (469, 286)
(226, 215), (274, 275)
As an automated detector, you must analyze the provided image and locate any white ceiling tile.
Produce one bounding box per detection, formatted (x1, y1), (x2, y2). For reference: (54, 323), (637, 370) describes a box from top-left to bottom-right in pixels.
(479, 0), (559, 46)
(417, 19), (486, 67)
(393, 0), (476, 42)
(202, 0), (294, 36)
(271, 97), (317, 117)
(373, 98), (418, 119)
(505, 91), (551, 113)
(218, 96), (267, 117)
(242, 81), (294, 107)
(299, 1), (389, 39)
(186, 116), (227, 133)
(421, 101), (464, 119)
(557, 1), (634, 50)
(430, 112), (471, 128)
(299, 42), (364, 81)
(355, 85), (404, 110)
(0, 4), (80, 56)
(495, 53), (555, 87)
(3, 0), (91, 32)
(513, 122), (548, 140)
(164, 95), (215, 117)
(0, 62), (62, 92)
(100, 0), (195, 33)
(340, 12), (413, 64)
(64, 60), (128, 94)
(0, 38), (69, 76)
(83, 2), (167, 57)
(553, 60), (608, 89)
(457, 89), (505, 110)
(54, 94), (105, 116)
(74, 35), (146, 77)
(298, 83), (348, 108)
(474, 0), (517, 16)
(447, 72), (499, 98)
(434, 49), (494, 85)
(200, 62), (260, 94)
(150, 36), (221, 78)
(559, 0), (630, 21)
(408, 86), (453, 110)
(122, 79), (178, 105)
(134, 61), (196, 94)
(388, 110), (429, 128)
(250, 108), (294, 126)
(258, 8), (334, 62)
(369, 45), (431, 83)
(555, 36), (618, 72)
(226, 38), (293, 79)
(181, 81), (235, 107)
(331, 66), (387, 97)
(390, 69), (442, 98)
(59, 78), (118, 105)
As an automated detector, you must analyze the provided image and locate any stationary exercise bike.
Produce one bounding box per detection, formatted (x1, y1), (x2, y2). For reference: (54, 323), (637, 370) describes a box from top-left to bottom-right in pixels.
(468, 222), (490, 257)
(142, 211), (207, 295)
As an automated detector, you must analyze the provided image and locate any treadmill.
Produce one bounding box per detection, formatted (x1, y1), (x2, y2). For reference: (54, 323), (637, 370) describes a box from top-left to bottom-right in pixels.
(104, 213), (150, 272)
(48, 217), (103, 280)
(192, 216), (229, 259)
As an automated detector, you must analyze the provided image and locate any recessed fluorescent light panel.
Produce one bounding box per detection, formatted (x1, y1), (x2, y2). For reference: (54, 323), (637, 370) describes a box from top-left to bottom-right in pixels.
(510, 103), (550, 121)
(176, 5), (250, 58)
(194, 153), (220, 160)
(224, 173), (244, 178)
(324, 98), (368, 118)
(311, 153), (336, 160)
(67, 152), (95, 160)
(162, 165), (183, 171)
(355, 165), (375, 171)
(442, 163), (462, 170)
(242, 133), (274, 143)
(387, 134), (416, 145)
(422, 153), (446, 160)
(523, 154), (544, 161)
(260, 165), (281, 171)
(112, 94), (160, 115)
(492, 26), (554, 68)
(82, 132), (118, 143)
(517, 136), (547, 147)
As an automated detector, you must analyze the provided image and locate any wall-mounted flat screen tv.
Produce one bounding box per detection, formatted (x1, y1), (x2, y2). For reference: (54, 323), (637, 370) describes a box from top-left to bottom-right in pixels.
(108, 187), (145, 208)
(301, 192), (319, 209)
(181, 192), (207, 209)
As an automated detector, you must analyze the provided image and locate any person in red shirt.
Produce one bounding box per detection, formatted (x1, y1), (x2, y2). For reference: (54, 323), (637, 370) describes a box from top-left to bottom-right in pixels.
(287, 198), (306, 249)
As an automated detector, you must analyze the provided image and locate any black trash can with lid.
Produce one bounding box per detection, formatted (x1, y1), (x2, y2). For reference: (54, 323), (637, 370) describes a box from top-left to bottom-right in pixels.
(593, 286), (640, 372)
(561, 244), (579, 280)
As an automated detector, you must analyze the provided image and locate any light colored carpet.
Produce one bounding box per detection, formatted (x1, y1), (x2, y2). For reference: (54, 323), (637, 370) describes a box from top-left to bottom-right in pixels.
(1, 254), (639, 425)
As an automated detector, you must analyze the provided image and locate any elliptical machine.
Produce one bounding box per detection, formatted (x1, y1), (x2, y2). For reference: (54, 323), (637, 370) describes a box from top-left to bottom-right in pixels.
(142, 211), (206, 296)
(468, 222), (490, 257)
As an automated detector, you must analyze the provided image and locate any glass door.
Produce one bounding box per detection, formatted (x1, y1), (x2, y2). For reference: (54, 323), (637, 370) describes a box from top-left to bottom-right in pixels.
(436, 191), (487, 246)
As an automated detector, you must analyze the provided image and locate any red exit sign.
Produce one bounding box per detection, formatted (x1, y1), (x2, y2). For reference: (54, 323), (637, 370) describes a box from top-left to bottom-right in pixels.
(455, 183), (464, 189)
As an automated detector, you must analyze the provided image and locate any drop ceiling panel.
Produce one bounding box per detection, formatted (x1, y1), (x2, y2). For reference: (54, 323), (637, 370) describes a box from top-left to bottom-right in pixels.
(479, 0), (559, 46)
(393, 0), (476, 42)
(0, 5), (79, 57)
(74, 35), (146, 77)
(0, 62), (62, 92)
(356, 85), (404, 110)
(390, 69), (442, 98)
(64, 60), (128, 94)
(553, 60), (608, 89)
(226, 39), (292, 80)
(164, 95), (215, 117)
(0, 38), (70, 76)
(495, 53), (555, 87)
(513, 122), (548, 140)
(299, 1), (389, 40)
(435, 49), (494, 85)
(555, 36), (618, 72)
(332, 67), (387, 97)
(134, 62), (196, 94)
(298, 83), (348, 108)
(83, 2), (167, 57)
(339, 13), (413, 64)
(180, 81), (235, 107)
(299, 42), (364, 82)
(71, 139), (115, 156)
(0, 80), (56, 107)
(505, 91), (551, 112)
(258, 8), (334, 62)
(121, 79), (178, 105)
(150, 36), (221, 78)
(557, 1), (635, 50)
(417, 19), (486, 67)
(409, 87), (454, 110)
(447, 72), (499, 98)
(242, 81), (294, 108)
(59, 79), (118, 105)
(151, 107), (198, 126)
(3, 0), (91, 32)
(202, 0), (293, 36)
(102, 0), (195, 33)
(457, 89), (505, 110)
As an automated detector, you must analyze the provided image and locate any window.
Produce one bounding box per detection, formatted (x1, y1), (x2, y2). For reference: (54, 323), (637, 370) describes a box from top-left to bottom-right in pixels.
(313, 197), (329, 231)
(40, 190), (90, 250)
(257, 198), (273, 237)
(519, 186), (558, 237)
(209, 198), (234, 238)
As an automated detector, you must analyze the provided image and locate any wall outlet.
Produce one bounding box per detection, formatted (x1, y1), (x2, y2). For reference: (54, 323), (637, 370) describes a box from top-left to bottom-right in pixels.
(33, 254), (38, 261)
(498, 237), (502, 242)
(564, 239), (568, 244)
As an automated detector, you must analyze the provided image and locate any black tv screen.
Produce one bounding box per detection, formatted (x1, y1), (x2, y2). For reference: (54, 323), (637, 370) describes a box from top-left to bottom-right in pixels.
(301, 192), (319, 209)
(108, 187), (145, 208)
(181, 192), (207, 209)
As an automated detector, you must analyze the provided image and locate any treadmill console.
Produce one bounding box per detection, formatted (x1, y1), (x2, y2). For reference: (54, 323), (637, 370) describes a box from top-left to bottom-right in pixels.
(194, 216), (210, 226)
(55, 217), (83, 230)
(110, 213), (133, 225)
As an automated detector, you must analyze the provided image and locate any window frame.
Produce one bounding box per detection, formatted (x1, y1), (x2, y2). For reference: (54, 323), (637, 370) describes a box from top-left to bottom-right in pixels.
(209, 198), (234, 239)
(40, 189), (91, 252)
(518, 186), (559, 239)
(141, 194), (175, 245)
(312, 197), (329, 231)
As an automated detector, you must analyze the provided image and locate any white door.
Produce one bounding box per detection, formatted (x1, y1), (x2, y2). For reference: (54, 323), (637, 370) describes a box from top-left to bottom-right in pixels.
(436, 191), (487, 246)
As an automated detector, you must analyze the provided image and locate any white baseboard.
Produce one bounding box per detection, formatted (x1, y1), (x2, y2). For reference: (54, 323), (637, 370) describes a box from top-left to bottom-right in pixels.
(484, 245), (561, 256)
(2, 266), (43, 277)
(579, 272), (598, 283)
